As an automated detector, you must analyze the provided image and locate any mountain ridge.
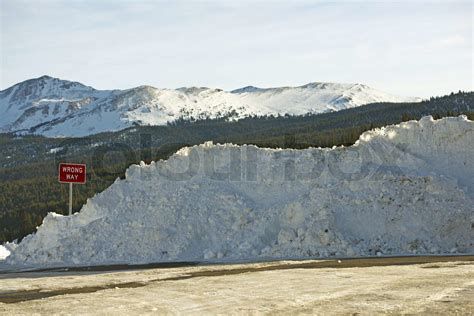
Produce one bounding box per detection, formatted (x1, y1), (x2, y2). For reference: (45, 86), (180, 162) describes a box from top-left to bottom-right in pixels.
(0, 75), (421, 137)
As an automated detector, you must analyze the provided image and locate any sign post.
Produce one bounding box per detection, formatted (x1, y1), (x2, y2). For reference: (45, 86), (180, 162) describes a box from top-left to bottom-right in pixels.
(58, 163), (87, 215)
(69, 183), (73, 215)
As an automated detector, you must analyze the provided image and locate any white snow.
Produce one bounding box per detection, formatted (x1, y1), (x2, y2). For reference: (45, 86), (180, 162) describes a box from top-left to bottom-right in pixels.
(48, 147), (64, 154)
(0, 246), (10, 261)
(5, 116), (473, 268)
(0, 76), (420, 137)
(0, 242), (17, 261)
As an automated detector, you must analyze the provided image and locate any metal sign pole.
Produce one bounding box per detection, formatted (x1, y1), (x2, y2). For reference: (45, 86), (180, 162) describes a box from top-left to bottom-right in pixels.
(59, 162), (86, 215)
(69, 182), (73, 215)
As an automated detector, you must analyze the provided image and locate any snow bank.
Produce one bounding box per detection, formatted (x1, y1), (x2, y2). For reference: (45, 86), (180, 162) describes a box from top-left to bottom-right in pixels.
(6, 116), (474, 267)
(0, 242), (17, 261)
(0, 246), (10, 261)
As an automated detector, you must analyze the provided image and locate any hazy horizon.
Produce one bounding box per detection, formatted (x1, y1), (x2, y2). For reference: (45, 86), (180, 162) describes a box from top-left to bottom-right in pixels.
(1, 0), (472, 98)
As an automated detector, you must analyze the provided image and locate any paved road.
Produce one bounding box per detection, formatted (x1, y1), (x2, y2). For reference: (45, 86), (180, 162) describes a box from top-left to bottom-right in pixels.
(1, 255), (473, 314)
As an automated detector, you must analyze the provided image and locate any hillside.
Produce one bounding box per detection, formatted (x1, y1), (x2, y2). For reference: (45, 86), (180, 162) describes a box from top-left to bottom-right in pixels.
(0, 76), (419, 137)
(0, 91), (472, 243)
(4, 116), (473, 267)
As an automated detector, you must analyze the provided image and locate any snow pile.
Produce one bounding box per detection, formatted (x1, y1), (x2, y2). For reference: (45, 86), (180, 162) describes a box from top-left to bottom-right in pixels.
(0, 246), (10, 261)
(5, 116), (473, 267)
(0, 242), (17, 261)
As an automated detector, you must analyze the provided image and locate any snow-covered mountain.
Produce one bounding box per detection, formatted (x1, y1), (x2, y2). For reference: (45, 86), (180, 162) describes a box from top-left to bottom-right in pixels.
(0, 75), (420, 137)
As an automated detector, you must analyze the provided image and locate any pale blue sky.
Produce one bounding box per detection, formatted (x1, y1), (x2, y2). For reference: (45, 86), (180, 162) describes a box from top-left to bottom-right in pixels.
(1, 0), (472, 97)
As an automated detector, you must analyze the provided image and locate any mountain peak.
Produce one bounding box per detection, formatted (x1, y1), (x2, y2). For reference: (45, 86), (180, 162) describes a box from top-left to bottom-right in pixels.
(0, 76), (97, 113)
(232, 82), (357, 93)
(0, 76), (420, 137)
(23, 75), (62, 86)
(231, 86), (263, 94)
(37, 75), (53, 80)
(176, 87), (211, 94)
(2, 75), (93, 93)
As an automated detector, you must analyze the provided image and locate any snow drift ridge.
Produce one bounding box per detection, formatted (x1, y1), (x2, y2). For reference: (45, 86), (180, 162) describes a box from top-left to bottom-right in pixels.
(5, 116), (474, 267)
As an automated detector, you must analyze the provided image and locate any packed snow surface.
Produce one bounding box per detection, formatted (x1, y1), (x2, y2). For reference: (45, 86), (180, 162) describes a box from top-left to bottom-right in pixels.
(5, 116), (474, 267)
(0, 76), (420, 137)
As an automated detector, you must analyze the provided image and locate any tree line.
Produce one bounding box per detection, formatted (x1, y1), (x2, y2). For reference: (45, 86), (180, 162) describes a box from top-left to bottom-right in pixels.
(0, 91), (472, 242)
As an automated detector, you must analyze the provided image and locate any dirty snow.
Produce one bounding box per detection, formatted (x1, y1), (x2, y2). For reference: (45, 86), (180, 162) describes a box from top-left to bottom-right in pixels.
(5, 116), (474, 267)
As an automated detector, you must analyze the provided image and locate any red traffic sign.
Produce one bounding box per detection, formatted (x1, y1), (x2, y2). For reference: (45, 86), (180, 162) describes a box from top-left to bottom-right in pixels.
(58, 163), (87, 184)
